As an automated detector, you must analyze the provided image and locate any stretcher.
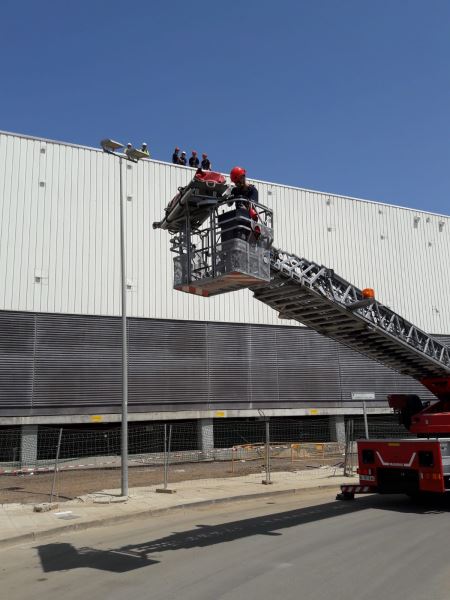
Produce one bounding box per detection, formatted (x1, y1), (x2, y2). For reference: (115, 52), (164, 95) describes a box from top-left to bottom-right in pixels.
(153, 170), (228, 233)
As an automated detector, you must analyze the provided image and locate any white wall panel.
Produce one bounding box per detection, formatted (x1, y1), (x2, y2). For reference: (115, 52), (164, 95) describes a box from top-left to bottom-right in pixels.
(0, 131), (449, 334)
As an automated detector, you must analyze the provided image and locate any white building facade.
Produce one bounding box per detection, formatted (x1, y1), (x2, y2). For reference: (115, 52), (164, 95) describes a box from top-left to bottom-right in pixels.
(0, 130), (448, 428)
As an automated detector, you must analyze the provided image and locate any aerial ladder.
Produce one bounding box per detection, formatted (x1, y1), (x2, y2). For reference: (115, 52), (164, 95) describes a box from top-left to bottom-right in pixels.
(153, 171), (450, 500)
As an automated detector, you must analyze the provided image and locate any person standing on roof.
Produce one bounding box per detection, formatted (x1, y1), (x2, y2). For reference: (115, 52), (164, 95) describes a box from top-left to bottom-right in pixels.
(125, 142), (133, 160)
(172, 147), (180, 164)
(201, 153), (211, 170)
(179, 151), (187, 166)
(189, 150), (200, 168)
(229, 166), (258, 209)
(141, 143), (150, 156)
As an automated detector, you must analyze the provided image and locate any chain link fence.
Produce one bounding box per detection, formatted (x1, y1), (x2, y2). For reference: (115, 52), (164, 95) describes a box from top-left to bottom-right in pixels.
(346, 415), (413, 440)
(0, 415), (409, 504)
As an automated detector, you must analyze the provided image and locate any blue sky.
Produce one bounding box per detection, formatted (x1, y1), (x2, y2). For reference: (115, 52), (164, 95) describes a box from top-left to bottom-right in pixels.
(1, 0), (449, 215)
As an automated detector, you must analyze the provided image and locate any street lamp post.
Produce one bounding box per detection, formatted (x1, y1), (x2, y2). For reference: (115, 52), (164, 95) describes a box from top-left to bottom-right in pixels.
(118, 154), (128, 496)
(100, 139), (148, 497)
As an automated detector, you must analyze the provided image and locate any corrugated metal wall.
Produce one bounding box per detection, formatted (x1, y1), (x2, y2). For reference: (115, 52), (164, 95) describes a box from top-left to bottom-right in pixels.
(0, 311), (445, 417)
(0, 130), (449, 334)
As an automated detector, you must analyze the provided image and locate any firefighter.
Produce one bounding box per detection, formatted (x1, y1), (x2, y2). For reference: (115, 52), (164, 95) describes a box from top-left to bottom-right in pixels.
(229, 166), (258, 208)
(201, 153), (211, 170)
(189, 150), (200, 168)
(172, 147), (180, 164)
(179, 151), (187, 166)
(141, 143), (149, 156)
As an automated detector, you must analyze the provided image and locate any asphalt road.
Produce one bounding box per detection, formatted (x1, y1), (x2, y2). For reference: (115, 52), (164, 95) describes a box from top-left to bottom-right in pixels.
(2, 488), (450, 600)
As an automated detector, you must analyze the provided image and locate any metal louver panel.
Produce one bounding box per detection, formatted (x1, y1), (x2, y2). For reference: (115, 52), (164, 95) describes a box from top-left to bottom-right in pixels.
(128, 318), (208, 410)
(276, 328), (341, 408)
(33, 313), (121, 408)
(0, 311), (35, 408)
(0, 310), (447, 416)
(207, 322), (251, 408)
(248, 325), (279, 408)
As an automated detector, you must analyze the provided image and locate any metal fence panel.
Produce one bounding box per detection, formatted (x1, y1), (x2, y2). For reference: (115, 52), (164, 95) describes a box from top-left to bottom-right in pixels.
(0, 415), (416, 504)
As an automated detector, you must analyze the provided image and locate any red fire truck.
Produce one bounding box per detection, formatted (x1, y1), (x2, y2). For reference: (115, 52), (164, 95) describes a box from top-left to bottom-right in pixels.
(154, 170), (450, 500)
(339, 378), (450, 500)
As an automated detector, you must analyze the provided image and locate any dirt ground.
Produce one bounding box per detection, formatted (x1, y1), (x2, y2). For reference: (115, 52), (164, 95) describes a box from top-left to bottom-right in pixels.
(0, 457), (342, 504)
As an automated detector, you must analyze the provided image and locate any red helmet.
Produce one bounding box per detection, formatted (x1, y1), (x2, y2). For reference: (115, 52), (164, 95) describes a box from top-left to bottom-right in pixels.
(175, 147), (180, 151)
(202, 153), (207, 158)
(192, 150), (197, 155)
(230, 166), (246, 184)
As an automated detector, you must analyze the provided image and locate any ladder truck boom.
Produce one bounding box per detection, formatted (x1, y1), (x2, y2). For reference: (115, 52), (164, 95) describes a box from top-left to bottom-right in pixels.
(154, 172), (450, 500)
(257, 248), (450, 380)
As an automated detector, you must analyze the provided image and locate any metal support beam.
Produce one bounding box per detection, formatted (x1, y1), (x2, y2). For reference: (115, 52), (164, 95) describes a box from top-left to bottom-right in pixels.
(21, 424), (38, 469)
(197, 418), (214, 459)
(332, 415), (346, 445)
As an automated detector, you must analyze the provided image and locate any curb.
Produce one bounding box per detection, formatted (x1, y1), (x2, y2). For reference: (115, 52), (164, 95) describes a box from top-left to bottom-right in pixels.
(0, 482), (344, 549)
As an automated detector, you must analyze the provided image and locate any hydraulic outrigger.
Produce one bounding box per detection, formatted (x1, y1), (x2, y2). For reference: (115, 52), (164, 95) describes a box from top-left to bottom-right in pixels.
(154, 171), (450, 500)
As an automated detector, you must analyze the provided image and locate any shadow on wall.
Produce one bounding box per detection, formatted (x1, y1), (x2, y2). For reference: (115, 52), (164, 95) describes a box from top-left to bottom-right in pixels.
(35, 494), (447, 574)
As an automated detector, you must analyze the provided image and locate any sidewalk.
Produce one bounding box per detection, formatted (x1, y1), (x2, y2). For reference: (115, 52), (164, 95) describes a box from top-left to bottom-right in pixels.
(0, 468), (355, 548)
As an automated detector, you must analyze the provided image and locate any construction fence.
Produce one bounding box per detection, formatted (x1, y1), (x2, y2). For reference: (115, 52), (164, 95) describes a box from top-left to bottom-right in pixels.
(0, 416), (411, 504)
